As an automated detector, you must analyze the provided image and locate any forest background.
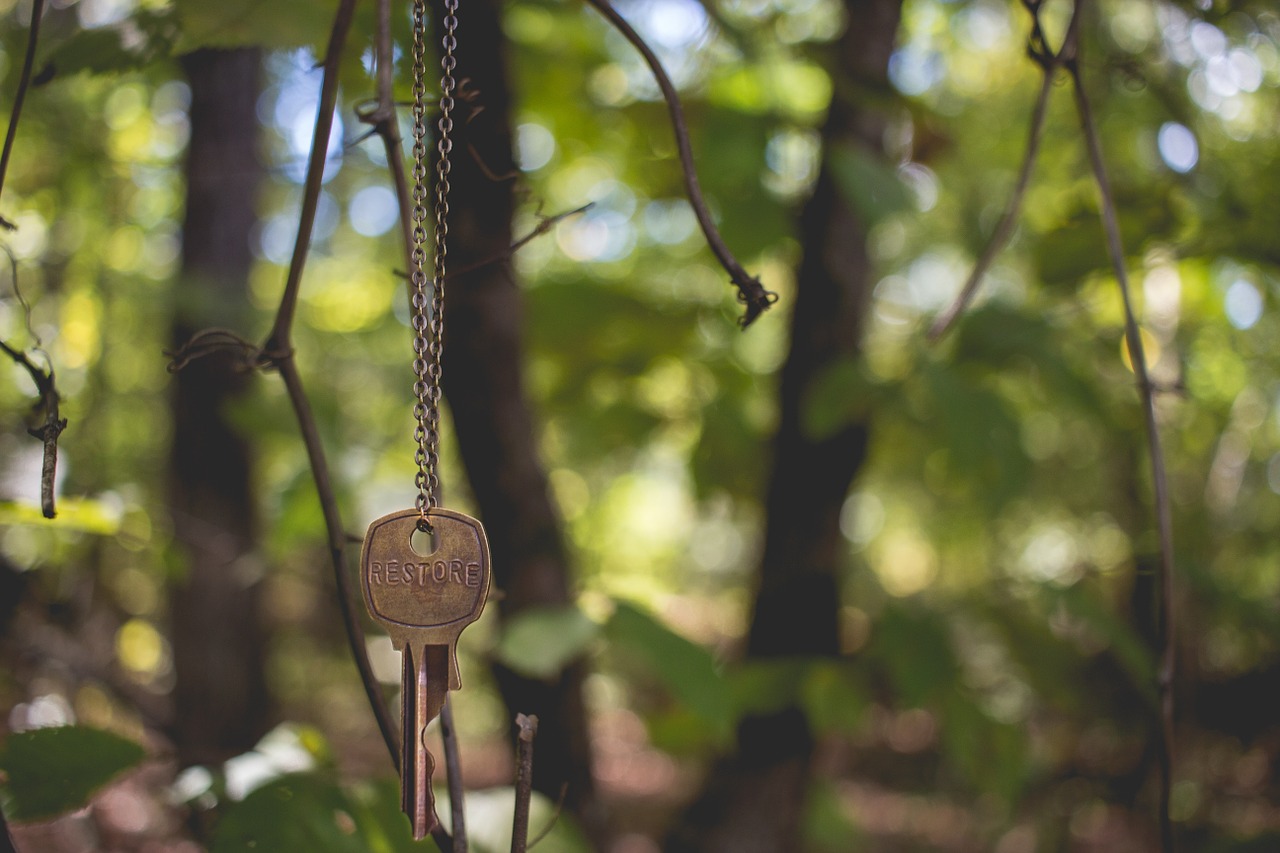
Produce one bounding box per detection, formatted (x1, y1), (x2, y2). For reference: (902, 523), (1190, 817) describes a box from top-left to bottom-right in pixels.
(1, 0), (1278, 850)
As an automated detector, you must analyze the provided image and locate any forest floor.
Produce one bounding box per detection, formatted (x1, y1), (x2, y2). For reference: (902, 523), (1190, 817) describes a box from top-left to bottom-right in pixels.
(7, 706), (1169, 853)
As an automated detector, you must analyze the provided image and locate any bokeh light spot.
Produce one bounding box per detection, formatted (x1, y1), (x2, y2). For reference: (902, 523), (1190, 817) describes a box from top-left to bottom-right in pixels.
(116, 618), (167, 677)
(348, 185), (399, 237)
(1224, 279), (1263, 330)
(516, 122), (556, 172)
(1157, 122), (1199, 173)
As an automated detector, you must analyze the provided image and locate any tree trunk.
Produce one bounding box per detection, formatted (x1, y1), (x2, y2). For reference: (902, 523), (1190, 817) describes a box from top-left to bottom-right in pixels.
(668, 1), (902, 849)
(432, 0), (604, 842)
(167, 48), (271, 767)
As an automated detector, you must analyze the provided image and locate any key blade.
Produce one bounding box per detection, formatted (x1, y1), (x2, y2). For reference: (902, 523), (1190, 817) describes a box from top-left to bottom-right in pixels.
(400, 647), (429, 836)
(402, 645), (449, 840)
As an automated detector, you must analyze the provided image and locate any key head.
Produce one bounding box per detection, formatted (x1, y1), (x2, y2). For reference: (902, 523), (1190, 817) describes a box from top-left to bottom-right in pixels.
(361, 508), (491, 689)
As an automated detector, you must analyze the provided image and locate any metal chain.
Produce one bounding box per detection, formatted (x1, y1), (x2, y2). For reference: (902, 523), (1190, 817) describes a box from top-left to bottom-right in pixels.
(411, 0), (459, 521)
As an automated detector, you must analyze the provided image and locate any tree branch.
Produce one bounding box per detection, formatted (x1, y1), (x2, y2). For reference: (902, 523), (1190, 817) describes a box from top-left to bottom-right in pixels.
(262, 0), (403, 772)
(1067, 5), (1176, 849)
(0, 0), (60, 518)
(579, 0), (776, 327)
(440, 696), (467, 853)
(0, 0), (46, 228)
(511, 713), (538, 853)
(273, 354), (400, 766)
(1, 340), (64, 519)
(928, 0), (1081, 340)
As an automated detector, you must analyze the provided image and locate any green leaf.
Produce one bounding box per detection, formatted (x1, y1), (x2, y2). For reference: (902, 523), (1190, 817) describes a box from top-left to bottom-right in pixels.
(802, 357), (881, 441)
(0, 726), (145, 822)
(918, 361), (1032, 511)
(173, 0), (342, 51)
(803, 779), (863, 853)
(1034, 189), (1176, 286)
(729, 659), (808, 719)
(0, 498), (123, 534)
(1047, 583), (1156, 704)
(828, 142), (912, 225)
(606, 601), (733, 743)
(645, 706), (722, 756)
(801, 662), (869, 735)
(340, 778), (425, 853)
(211, 773), (413, 853)
(730, 660), (868, 736)
(36, 11), (178, 79)
(939, 694), (1029, 804)
(951, 304), (1107, 418)
(868, 604), (959, 706)
(493, 605), (601, 680)
(1033, 212), (1110, 286)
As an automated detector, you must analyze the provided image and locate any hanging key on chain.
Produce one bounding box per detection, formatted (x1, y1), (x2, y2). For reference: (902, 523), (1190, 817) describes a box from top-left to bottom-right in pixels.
(360, 0), (489, 840)
(361, 508), (488, 839)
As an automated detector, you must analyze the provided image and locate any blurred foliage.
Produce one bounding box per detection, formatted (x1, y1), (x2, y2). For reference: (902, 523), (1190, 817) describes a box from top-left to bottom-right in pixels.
(184, 724), (588, 852)
(1, 0), (1279, 849)
(0, 725), (144, 821)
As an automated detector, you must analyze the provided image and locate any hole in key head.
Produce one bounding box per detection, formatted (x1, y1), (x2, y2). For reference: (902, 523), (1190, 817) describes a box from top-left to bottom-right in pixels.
(411, 520), (439, 557)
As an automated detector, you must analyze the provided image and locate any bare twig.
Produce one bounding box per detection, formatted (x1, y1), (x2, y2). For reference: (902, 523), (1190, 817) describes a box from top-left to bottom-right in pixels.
(164, 327), (264, 372)
(274, 355), (400, 766)
(928, 71), (1053, 339)
(1, 340), (63, 519)
(0, 0), (60, 517)
(511, 714), (539, 853)
(527, 784), (567, 850)
(506, 204), (592, 255)
(1067, 5), (1176, 848)
(442, 203), (593, 280)
(579, 0), (776, 327)
(263, 0), (355, 353)
(431, 823), (456, 852)
(33, 405), (63, 519)
(0, 0), (46, 227)
(929, 0), (1081, 340)
(263, 0), (402, 771)
(3, 246), (38, 344)
(358, 0), (419, 296)
(440, 696), (467, 853)
(920, 0), (1176, 841)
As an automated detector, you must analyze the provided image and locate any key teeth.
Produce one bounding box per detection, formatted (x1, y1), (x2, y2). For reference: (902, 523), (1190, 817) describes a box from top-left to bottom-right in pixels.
(414, 723), (438, 840)
(405, 723), (440, 839)
(403, 644), (447, 841)
(412, 746), (437, 839)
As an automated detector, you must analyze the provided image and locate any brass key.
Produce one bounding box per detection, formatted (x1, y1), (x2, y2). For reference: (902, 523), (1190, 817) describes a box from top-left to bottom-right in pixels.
(361, 507), (491, 840)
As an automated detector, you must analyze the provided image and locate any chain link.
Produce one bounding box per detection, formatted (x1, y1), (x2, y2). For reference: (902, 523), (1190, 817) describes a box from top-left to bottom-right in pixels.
(411, 0), (459, 521)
